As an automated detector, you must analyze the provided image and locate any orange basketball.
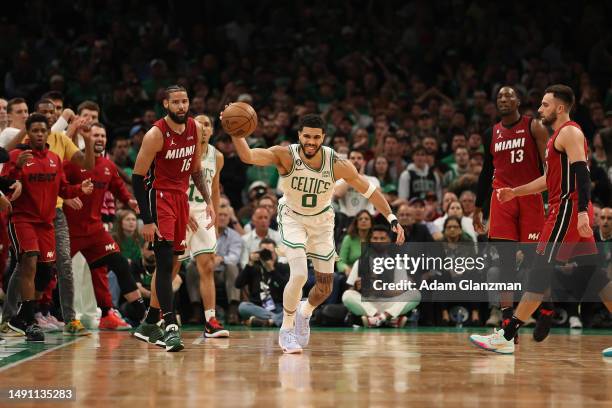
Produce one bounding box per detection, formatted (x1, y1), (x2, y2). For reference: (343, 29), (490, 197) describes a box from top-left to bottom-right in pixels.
(221, 102), (258, 138)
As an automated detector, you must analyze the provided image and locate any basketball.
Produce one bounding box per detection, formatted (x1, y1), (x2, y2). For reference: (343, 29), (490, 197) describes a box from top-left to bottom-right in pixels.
(221, 102), (258, 138)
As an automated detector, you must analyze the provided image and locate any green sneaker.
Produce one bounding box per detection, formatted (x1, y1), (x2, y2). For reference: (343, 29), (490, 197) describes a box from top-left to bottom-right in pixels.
(63, 319), (91, 336)
(133, 321), (165, 348)
(163, 324), (184, 352)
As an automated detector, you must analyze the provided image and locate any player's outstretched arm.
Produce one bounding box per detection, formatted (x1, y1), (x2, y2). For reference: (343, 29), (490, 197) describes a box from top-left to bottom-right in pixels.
(333, 156), (404, 244)
(132, 128), (163, 241)
(230, 136), (284, 167)
(498, 175), (547, 202)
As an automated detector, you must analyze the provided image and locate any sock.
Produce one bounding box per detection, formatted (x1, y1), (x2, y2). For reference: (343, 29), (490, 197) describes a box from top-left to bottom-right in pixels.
(101, 307), (110, 318)
(501, 307), (513, 321)
(39, 302), (50, 315)
(145, 307), (160, 324)
(281, 307), (296, 330)
(502, 316), (524, 341)
(162, 311), (176, 326)
(204, 309), (215, 322)
(126, 298), (146, 322)
(540, 301), (554, 312)
(300, 300), (316, 318)
(18, 300), (37, 324)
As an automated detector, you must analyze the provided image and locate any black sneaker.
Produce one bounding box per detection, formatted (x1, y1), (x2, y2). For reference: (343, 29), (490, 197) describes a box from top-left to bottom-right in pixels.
(204, 318), (229, 338)
(8, 316), (27, 335)
(501, 317), (520, 344)
(533, 308), (554, 342)
(25, 324), (45, 342)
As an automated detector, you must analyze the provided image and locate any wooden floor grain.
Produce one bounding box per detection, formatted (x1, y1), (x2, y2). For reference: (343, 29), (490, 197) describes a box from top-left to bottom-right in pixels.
(1, 329), (611, 408)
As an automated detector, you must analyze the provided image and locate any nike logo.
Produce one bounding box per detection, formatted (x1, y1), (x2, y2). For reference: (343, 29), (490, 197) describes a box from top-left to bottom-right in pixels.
(170, 140), (177, 146)
(80, 169), (87, 172)
(516, 129), (525, 134)
(26, 162), (34, 167)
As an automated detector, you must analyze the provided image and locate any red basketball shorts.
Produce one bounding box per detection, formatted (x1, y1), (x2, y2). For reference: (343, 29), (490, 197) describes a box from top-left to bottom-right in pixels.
(150, 189), (188, 253)
(8, 220), (56, 262)
(70, 228), (119, 264)
(488, 192), (545, 242)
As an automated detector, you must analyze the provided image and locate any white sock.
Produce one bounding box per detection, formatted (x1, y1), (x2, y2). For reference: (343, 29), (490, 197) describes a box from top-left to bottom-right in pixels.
(281, 309), (296, 330)
(204, 309), (215, 322)
(300, 300), (316, 318)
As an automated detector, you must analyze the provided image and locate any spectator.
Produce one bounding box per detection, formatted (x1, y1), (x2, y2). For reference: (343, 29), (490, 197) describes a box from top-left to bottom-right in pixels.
(398, 145), (442, 203)
(112, 209), (144, 266)
(337, 210), (373, 275)
(408, 197), (440, 237)
(459, 190), (477, 218)
(243, 194), (279, 233)
(369, 155), (396, 192)
(433, 199), (477, 242)
(397, 203), (436, 242)
(0, 98), (8, 131)
(0, 98), (28, 148)
(235, 238), (289, 327)
(443, 147), (470, 187)
(240, 206), (282, 268)
(342, 225), (420, 328)
(334, 150), (380, 218)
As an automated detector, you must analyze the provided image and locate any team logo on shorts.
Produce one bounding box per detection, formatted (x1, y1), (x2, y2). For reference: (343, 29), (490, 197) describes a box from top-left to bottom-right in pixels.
(104, 167), (111, 175)
(46, 251), (55, 259)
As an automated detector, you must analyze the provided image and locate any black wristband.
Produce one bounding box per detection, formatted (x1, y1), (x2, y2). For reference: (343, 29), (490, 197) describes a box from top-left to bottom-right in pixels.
(390, 219), (399, 230)
(131, 174), (153, 224)
(570, 161), (590, 213)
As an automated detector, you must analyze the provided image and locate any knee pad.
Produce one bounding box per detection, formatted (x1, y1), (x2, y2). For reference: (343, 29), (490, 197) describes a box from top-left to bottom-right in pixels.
(34, 262), (54, 292)
(311, 257), (335, 274)
(307, 271), (334, 307)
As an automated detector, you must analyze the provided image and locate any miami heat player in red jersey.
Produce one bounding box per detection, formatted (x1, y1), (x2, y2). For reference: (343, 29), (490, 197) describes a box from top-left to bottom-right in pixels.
(475, 86), (548, 243)
(131, 85), (215, 352)
(470, 85), (612, 355)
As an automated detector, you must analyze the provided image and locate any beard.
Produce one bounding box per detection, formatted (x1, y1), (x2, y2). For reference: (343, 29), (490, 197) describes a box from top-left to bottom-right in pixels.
(299, 141), (321, 159)
(94, 144), (105, 154)
(168, 110), (187, 124)
(540, 111), (557, 127)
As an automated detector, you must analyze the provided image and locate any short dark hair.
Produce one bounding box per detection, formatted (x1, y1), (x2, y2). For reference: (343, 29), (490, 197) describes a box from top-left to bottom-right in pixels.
(544, 84), (575, 112)
(297, 114), (326, 132)
(260, 238), (277, 247)
(370, 224), (391, 238)
(90, 122), (106, 130)
(35, 98), (55, 111)
(164, 85), (188, 100)
(348, 149), (364, 159)
(41, 91), (64, 101)
(412, 145), (426, 156)
(7, 97), (27, 113)
(77, 100), (100, 114)
(443, 215), (462, 230)
(26, 113), (49, 130)
(112, 135), (129, 148)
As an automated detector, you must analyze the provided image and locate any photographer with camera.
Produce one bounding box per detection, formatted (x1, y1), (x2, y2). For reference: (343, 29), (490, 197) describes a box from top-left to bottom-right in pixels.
(235, 238), (289, 327)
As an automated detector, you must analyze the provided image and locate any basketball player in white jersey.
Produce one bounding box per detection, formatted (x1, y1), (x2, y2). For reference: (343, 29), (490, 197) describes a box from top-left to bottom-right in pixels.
(178, 114), (227, 337)
(230, 114), (404, 353)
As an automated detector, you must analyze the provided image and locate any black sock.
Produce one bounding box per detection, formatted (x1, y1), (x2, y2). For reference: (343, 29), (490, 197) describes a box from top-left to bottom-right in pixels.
(101, 307), (110, 318)
(503, 316), (524, 341)
(39, 302), (50, 315)
(540, 301), (554, 312)
(501, 307), (514, 321)
(162, 312), (176, 326)
(18, 300), (37, 324)
(145, 307), (160, 324)
(125, 298), (146, 322)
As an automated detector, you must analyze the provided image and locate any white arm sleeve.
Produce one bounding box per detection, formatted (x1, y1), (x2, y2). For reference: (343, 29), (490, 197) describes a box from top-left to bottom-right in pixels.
(51, 117), (68, 133)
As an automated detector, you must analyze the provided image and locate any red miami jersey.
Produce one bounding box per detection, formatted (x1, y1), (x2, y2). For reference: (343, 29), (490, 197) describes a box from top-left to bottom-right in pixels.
(2, 146), (82, 224)
(63, 156), (132, 236)
(491, 116), (542, 189)
(147, 117), (198, 193)
(545, 121), (588, 208)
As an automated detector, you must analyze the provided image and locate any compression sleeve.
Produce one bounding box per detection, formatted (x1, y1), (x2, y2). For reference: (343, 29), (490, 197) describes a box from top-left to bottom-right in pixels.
(570, 161), (590, 213)
(132, 174), (153, 224)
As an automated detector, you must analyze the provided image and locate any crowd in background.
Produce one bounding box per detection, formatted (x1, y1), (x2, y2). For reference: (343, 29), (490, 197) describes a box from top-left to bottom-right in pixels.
(0, 0), (611, 330)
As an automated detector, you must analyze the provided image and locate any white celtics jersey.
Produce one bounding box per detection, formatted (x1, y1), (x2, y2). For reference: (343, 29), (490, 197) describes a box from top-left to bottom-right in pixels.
(187, 144), (217, 212)
(278, 144), (336, 216)
(336, 175), (379, 217)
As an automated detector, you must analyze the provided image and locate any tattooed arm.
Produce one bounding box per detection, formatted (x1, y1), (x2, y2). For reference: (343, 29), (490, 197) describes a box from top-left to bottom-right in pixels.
(192, 121), (215, 228)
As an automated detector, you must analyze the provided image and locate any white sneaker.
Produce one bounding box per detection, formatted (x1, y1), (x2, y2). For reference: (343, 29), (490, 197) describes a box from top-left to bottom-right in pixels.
(485, 307), (501, 327)
(294, 301), (311, 347)
(469, 329), (515, 354)
(361, 315), (383, 328)
(44, 314), (65, 329)
(278, 329), (302, 354)
(569, 316), (583, 329)
(35, 312), (59, 332)
(603, 347), (612, 357)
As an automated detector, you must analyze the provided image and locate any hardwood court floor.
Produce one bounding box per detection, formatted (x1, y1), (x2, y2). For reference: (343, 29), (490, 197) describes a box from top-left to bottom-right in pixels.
(1, 327), (611, 408)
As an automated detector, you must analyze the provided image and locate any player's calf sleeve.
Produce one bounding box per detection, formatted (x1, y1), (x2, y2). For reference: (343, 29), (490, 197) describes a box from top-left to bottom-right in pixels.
(34, 262), (54, 292)
(153, 241), (176, 324)
(95, 253), (138, 296)
(307, 271), (334, 308)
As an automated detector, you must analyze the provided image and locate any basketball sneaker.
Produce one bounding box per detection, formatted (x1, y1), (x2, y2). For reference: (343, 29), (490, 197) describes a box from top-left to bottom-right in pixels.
(0, 335), (5, 345)
(469, 329), (515, 354)
(133, 321), (165, 347)
(603, 347), (612, 357)
(35, 312), (59, 332)
(99, 310), (132, 331)
(63, 319), (91, 336)
(278, 329), (302, 354)
(294, 301), (311, 347)
(204, 317), (229, 338)
(44, 314), (65, 330)
(163, 324), (184, 352)
(361, 315), (384, 328)
(25, 324), (45, 342)
(387, 316), (408, 328)
(569, 316), (583, 329)
(533, 308), (554, 342)
(0, 321), (24, 337)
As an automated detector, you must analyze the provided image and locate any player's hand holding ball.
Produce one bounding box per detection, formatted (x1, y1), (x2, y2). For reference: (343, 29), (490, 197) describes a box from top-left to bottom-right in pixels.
(221, 102), (258, 138)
